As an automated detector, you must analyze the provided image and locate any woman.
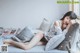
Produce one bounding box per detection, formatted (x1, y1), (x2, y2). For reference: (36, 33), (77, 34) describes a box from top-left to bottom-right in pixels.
(3, 11), (77, 50)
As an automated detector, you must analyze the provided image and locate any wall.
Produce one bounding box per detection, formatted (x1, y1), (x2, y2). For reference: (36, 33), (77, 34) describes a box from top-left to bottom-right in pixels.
(79, 0), (80, 16)
(0, 0), (69, 29)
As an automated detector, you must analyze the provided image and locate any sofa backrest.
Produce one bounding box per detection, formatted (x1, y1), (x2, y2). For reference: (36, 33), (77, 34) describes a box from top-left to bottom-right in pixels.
(56, 23), (79, 51)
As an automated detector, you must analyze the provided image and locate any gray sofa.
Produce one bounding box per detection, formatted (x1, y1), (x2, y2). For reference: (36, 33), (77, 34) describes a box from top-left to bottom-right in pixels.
(0, 23), (79, 53)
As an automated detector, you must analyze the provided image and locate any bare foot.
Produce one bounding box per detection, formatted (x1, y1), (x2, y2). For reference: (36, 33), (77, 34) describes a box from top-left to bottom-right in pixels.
(3, 39), (13, 45)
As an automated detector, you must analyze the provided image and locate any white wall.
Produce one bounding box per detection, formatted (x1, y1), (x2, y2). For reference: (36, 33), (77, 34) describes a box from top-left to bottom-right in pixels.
(0, 0), (69, 29)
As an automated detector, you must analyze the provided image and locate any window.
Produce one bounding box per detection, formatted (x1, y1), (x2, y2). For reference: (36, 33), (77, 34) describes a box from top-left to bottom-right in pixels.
(69, 0), (80, 19)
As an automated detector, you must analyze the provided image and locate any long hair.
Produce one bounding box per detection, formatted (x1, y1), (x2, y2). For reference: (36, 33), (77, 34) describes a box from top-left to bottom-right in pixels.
(61, 11), (77, 20)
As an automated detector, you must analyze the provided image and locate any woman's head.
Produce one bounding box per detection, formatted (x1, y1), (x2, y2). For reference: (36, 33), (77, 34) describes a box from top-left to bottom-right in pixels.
(61, 11), (77, 25)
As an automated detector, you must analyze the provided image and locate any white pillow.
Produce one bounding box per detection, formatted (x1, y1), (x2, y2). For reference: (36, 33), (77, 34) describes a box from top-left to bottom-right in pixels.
(39, 18), (51, 32)
(45, 34), (65, 51)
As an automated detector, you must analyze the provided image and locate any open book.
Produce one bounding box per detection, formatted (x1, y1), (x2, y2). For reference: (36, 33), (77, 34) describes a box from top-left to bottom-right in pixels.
(11, 27), (34, 43)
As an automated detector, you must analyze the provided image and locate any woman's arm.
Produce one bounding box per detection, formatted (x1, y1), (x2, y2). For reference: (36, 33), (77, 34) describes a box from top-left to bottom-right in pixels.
(54, 21), (60, 26)
(62, 21), (72, 35)
(53, 21), (63, 34)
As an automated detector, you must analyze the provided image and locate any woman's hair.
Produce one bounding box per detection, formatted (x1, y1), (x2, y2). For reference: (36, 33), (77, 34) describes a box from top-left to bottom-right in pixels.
(61, 11), (77, 20)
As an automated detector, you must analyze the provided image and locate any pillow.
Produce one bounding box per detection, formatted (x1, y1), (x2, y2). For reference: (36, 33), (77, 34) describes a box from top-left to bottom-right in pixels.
(45, 34), (65, 51)
(11, 27), (34, 43)
(39, 18), (51, 32)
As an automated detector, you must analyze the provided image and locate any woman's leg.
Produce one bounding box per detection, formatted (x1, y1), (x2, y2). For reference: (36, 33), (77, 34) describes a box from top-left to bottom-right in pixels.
(36, 41), (45, 46)
(24, 41), (45, 46)
(3, 32), (44, 50)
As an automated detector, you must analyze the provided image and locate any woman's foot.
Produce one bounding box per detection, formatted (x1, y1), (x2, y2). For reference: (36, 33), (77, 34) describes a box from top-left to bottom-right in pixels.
(3, 39), (13, 45)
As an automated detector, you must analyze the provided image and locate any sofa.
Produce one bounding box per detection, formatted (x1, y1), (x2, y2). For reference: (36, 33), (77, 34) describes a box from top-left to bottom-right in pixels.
(0, 21), (79, 53)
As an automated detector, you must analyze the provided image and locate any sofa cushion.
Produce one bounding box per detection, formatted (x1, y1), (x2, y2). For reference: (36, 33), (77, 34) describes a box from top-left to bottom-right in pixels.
(39, 18), (51, 32)
(45, 34), (65, 51)
(7, 45), (68, 53)
(56, 23), (79, 50)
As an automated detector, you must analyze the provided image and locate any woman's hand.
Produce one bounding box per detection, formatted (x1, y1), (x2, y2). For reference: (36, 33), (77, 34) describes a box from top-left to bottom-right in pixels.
(66, 21), (72, 30)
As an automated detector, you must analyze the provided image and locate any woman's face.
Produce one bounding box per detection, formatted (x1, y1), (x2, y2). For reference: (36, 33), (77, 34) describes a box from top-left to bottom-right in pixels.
(62, 16), (71, 29)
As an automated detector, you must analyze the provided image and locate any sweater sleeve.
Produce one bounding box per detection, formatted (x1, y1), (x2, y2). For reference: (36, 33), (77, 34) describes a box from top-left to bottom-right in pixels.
(44, 25), (63, 41)
(62, 28), (68, 35)
(54, 25), (62, 35)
